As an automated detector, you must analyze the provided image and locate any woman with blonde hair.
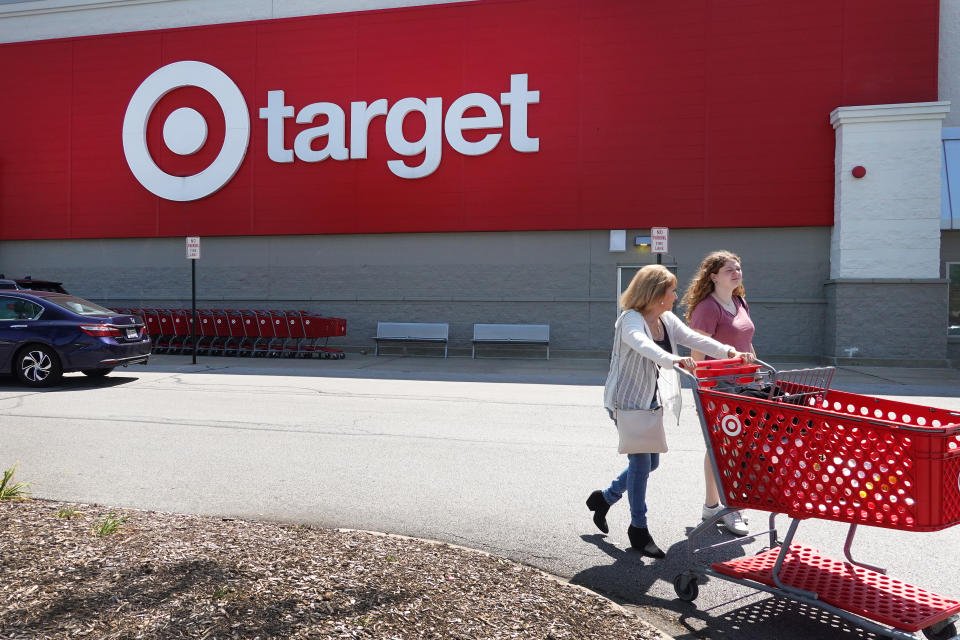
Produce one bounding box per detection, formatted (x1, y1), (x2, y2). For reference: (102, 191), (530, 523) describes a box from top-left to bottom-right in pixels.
(586, 264), (753, 558)
(681, 250), (756, 536)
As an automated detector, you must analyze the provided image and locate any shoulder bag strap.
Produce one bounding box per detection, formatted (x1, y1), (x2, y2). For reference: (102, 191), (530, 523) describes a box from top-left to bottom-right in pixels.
(612, 311), (627, 410)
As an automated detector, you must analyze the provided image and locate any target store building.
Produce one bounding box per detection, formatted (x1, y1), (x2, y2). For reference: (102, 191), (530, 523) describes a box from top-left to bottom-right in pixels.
(1, 0), (958, 364)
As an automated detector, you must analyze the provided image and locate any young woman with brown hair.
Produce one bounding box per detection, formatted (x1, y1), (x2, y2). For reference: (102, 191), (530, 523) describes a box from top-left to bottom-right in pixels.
(681, 250), (756, 536)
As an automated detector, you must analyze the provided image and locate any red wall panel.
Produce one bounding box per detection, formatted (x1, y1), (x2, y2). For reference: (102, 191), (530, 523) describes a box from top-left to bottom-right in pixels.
(0, 0), (939, 240)
(0, 41), (74, 238)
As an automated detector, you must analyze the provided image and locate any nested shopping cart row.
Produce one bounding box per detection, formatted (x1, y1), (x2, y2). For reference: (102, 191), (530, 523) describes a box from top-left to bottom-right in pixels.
(115, 307), (347, 359)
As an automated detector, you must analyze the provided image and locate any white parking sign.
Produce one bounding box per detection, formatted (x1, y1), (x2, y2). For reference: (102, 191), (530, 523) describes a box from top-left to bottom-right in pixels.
(651, 227), (669, 254)
(186, 236), (201, 259)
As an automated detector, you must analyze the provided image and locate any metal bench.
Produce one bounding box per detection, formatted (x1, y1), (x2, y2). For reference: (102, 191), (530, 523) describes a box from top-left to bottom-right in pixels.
(374, 322), (449, 357)
(471, 323), (550, 359)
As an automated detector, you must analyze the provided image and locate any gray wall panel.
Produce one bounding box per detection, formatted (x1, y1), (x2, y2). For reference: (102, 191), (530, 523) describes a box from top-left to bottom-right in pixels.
(824, 280), (949, 365)
(0, 228), (834, 358)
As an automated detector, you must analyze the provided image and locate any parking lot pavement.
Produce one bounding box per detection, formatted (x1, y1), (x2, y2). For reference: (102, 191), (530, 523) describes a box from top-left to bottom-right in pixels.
(140, 353), (960, 399)
(138, 352), (613, 385)
(7, 353), (958, 640)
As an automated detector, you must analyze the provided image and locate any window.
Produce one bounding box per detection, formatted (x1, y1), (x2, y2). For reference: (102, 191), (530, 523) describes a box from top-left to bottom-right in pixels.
(0, 297), (42, 321)
(949, 263), (960, 336)
(46, 294), (113, 316)
(616, 265), (679, 311)
(943, 128), (960, 230)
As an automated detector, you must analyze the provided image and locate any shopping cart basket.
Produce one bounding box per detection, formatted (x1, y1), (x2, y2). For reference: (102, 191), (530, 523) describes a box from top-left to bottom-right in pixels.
(674, 359), (960, 640)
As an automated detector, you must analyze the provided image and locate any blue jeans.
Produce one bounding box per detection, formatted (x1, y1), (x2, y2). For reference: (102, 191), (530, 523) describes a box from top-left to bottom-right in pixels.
(602, 453), (660, 528)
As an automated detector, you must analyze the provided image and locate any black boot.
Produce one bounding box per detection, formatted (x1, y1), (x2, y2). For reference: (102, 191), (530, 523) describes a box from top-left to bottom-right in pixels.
(627, 525), (665, 559)
(585, 490), (610, 534)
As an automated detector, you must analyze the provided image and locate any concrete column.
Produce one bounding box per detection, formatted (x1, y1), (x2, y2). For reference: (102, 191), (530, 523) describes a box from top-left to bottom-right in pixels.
(826, 102), (950, 365)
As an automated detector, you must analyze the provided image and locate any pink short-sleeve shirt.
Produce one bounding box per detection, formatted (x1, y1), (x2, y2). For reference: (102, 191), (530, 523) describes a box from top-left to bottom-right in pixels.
(688, 296), (755, 355)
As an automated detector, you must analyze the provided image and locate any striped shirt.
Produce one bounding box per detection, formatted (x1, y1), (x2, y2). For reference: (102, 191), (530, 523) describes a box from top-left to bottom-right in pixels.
(613, 346), (659, 410)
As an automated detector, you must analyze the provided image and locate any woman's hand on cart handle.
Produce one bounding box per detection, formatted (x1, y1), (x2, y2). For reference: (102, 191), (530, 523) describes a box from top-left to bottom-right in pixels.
(728, 349), (755, 363)
(676, 356), (697, 371)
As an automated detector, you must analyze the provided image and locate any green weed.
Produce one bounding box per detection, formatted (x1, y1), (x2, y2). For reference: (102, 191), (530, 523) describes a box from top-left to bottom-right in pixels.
(0, 466), (29, 501)
(93, 513), (127, 536)
(212, 585), (235, 600)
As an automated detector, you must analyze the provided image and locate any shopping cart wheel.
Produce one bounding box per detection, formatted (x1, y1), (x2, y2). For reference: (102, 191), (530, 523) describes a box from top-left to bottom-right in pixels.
(673, 573), (699, 602)
(922, 615), (958, 640)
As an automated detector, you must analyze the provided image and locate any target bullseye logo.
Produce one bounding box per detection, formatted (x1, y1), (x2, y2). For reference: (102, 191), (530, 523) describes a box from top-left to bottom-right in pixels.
(720, 414), (742, 437)
(122, 61), (250, 202)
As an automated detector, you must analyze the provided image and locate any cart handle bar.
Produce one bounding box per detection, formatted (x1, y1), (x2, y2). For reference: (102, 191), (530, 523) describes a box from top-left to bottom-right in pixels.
(695, 357), (755, 369)
(676, 357), (775, 385)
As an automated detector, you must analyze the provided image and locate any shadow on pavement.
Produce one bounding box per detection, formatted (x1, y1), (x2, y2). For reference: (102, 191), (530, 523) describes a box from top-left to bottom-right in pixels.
(571, 526), (891, 640)
(0, 374), (139, 392)
(570, 529), (749, 633)
(672, 596), (886, 640)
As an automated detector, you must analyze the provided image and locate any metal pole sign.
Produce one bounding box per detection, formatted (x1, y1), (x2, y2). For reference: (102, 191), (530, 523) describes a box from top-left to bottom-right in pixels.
(651, 227), (669, 254)
(185, 237), (200, 364)
(186, 236), (201, 259)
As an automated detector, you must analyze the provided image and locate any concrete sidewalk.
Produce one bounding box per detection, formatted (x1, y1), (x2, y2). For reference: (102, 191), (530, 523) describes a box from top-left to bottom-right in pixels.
(138, 353), (960, 399)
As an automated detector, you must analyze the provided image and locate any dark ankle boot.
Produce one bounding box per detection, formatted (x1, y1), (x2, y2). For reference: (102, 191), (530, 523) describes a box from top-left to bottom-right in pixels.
(585, 490), (610, 534)
(627, 525), (665, 559)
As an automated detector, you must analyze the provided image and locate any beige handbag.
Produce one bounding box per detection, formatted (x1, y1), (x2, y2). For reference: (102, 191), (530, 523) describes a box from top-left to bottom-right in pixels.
(612, 312), (668, 454)
(615, 405), (667, 454)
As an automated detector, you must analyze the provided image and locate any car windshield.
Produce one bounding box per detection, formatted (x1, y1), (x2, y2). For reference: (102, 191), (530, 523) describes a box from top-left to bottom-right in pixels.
(46, 294), (115, 316)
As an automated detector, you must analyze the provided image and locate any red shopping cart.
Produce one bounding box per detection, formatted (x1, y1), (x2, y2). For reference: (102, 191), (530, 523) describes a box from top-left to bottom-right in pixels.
(675, 359), (960, 640)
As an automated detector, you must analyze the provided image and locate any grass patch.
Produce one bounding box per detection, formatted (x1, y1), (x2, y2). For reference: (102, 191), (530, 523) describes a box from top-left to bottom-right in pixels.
(93, 513), (127, 537)
(212, 585), (235, 600)
(0, 466), (29, 501)
(56, 507), (81, 519)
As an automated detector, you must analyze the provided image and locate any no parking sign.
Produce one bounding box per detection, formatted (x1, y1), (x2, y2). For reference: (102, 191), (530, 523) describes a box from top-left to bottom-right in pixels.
(651, 227), (669, 254)
(186, 236), (201, 259)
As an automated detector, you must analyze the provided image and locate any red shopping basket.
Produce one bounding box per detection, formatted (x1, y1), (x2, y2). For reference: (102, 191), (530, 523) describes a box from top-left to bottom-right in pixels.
(696, 377), (960, 532)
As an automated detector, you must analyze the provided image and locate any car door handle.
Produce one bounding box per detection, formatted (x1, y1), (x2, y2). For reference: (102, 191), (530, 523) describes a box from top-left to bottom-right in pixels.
(10, 324), (27, 328)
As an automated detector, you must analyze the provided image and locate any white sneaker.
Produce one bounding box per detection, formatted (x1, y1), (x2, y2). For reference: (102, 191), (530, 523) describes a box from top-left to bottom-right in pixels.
(702, 504), (749, 537)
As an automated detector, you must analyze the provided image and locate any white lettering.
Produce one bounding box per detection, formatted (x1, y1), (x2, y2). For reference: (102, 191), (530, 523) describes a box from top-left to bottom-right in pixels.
(444, 93), (502, 156)
(257, 74), (538, 178)
(259, 90), (294, 163)
(350, 99), (389, 159)
(385, 97), (443, 179)
(500, 73), (539, 153)
(294, 102), (349, 162)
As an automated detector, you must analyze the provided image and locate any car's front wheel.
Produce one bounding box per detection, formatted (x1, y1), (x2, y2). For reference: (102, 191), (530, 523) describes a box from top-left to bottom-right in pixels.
(81, 368), (114, 378)
(15, 344), (63, 387)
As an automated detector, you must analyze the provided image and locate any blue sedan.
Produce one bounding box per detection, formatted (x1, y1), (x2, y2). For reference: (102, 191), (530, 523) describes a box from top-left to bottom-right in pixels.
(0, 290), (151, 387)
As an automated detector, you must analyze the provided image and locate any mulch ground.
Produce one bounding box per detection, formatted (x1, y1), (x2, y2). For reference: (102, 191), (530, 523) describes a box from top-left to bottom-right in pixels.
(0, 499), (665, 639)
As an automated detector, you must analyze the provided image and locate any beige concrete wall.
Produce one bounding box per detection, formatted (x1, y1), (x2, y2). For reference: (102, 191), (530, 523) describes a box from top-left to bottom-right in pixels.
(0, 0), (472, 43)
(942, 0), (960, 127)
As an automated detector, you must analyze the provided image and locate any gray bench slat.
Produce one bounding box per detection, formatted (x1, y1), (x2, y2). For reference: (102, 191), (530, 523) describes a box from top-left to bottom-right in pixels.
(375, 322), (449, 357)
(471, 323), (550, 359)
